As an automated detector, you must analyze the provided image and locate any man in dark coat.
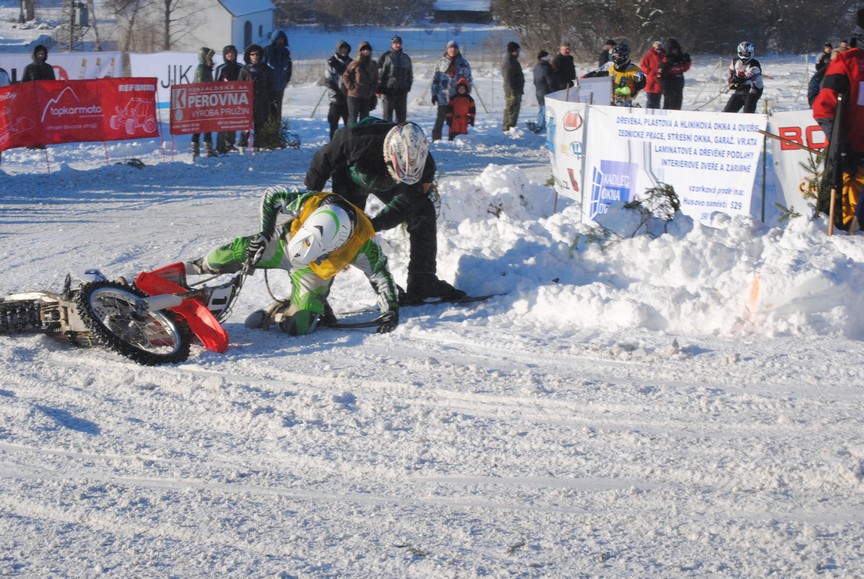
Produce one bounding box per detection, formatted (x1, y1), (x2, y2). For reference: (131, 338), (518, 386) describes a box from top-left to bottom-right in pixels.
(239, 44), (275, 151)
(305, 120), (465, 302)
(533, 50), (556, 132)
(502, 41), (524, 132)
(551, 42), (576, 90)
(215, 45), (242, 154)
(324, 40), (352, 140)
(22, 44), (55, 82)
(377, 35), (413, 123)
(263, 30), (292, 136)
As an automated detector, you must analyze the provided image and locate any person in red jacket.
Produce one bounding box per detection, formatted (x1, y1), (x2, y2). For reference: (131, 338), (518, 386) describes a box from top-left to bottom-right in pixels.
(812, 39), (864, 231)
(639, 41), (665, 109)
(446, 77), (475, 140)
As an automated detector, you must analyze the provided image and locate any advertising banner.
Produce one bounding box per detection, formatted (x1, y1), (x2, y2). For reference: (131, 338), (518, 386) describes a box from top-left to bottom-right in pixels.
(573, 105), (766, 224)
(169, 81), (253, 135)
(0, 78), (158, 150)
(766, 109), (828, 216)
(0, 51), (122, 83)
(544, 96), (587, 202)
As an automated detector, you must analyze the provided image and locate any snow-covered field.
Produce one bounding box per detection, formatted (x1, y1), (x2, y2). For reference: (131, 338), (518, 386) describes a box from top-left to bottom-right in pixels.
(2, 15), (864, 577)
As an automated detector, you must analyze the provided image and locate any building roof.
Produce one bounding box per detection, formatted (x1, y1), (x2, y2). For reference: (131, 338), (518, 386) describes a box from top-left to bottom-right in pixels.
(433, 0), (491, 10)
(218, 0), (276, 17)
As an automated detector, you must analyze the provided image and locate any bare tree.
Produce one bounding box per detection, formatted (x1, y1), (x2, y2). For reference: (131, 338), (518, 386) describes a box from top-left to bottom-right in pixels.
(19, 0), (35, 23)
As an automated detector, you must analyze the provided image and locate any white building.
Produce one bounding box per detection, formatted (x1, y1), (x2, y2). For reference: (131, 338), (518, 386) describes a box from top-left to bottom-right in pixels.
(175, 0), (276, 52)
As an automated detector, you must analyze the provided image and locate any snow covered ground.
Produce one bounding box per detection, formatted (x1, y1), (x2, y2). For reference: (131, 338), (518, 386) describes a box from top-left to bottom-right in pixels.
(2, 17), (864, 577)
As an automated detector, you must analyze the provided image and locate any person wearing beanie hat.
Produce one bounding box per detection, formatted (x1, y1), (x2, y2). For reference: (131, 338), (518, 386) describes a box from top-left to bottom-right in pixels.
(551, 41), (577, 90)
(501, 41), (524, 132)
(342, 41), (378, 124)
(431, 40), (473, 141)
(639, 40), (665, 109)
(191, 47), (216, 158)
(532, 49), (556, 133)
(324, 40), (352, 139)
(378, 35), (414, 123)
(215, 45), (242, 154)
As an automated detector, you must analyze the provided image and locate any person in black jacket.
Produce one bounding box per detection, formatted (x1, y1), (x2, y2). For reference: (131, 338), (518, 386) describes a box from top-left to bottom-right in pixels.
(502, 42), (524, 132)
(533, 50), (556, 133)
(304, 120), (465, 303)
(22, 44), (55, 82)
(239, 44), (275, 151)
(658, 37), (691, 110)
(191, 47), (215, 158)
(215, 45), (242, 154)
(324, 40), (352, 140)
(263, 30), (292, 136)
(377, 36), (413, 123)
(598, 39), (616, 69)
(551, 42), (576, 90)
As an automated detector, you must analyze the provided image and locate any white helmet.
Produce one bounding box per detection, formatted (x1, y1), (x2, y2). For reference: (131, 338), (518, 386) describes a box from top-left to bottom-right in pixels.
(737, 41), (755, 62)
(287, 203), (353, 266)
(383, 122), (429, 185)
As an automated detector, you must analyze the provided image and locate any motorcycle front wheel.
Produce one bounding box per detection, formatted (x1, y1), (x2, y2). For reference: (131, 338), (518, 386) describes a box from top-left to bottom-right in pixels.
(76, 280), (191, 365)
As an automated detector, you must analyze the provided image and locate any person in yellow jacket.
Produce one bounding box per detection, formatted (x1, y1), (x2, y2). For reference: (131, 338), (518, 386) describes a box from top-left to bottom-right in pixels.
(582, 42), (646, 107)
(185, 187), (399, 335)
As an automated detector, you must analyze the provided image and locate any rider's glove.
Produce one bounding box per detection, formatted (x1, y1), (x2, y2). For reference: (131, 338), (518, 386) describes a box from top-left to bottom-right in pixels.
(376, 309), (399, 334)
(245, 232), (271, 266)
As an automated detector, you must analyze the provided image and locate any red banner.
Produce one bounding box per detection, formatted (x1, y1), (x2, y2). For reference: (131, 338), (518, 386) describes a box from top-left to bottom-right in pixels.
(169, 81), (253, 135)
(0, 78), (158, 151)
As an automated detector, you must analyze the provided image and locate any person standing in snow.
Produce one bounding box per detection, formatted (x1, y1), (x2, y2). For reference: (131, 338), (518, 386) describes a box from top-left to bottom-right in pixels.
(446, 77), (475, 140)
(658, 38), (691, 110)
(215, 45), (242, 154)
(533, 50), (556, 132)
(551, 42), (576, 90)
(185, 187), (399, 335)
(238, 44), (275, 152)
(598, 39), (616, 69)
(377, 35), (413, 124)
(22, 44), (54, 82)
(305, 120), (466, 303)
(430, 40), (473, 141)
(191, 47), (215, 158)
(639, 41), (665, 109)
(343, 41), (378, 124)
(264, 30), (292, 144)
(324, 40), (352, 140)
(812, 36), (864, 231)
(501, 41), (524, 132)
(723, 41), (764, 114)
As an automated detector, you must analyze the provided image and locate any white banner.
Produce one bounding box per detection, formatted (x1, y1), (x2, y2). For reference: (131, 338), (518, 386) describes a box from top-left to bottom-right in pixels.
(546, 94), (768, 224)
(766, 110), (828, 216)
(0, 52), (122, 83)
(129, 52), (225, 109)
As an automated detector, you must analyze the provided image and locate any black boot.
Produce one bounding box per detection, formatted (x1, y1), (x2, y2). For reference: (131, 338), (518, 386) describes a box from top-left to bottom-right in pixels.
(404, 273), (466, 304)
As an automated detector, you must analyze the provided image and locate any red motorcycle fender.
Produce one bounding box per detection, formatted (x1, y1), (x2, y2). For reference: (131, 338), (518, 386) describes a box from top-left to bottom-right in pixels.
(135, 264), (229, 354)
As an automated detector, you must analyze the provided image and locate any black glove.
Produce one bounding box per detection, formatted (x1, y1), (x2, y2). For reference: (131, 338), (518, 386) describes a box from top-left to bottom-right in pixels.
(245, 232), (271, 266)
(432, 95), (438, 106)
(376, 309), (399, 334)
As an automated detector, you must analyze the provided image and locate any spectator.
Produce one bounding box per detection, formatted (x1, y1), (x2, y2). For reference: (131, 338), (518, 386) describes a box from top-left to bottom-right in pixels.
(533, 50), (556, 133)
(305, 121), (465, 303)
(598, 39), (616, 68)
(215, 45), (242, 154)
(658, 37), (691, 110)
(324, 40), (352, 140)
(502, 41), (524, 132)
(22, 44), (55, 82)
(377, 35), (413, 123)
(816, 42), (833, 73)
(191, 47), (215, 158)
(342, 41), (378, 124)
(640, 41), (665, 109)
(0, 66), (9, 87)
(431, 40), (472, 141)
(723, 41), (764, 114)
(551, 42), (576, 90)
(813, 39), (864, 231)
(446, 77), (475, 140)
(238, 44), (275, 152)
(263, 30), (292, 144)
(583, 42), (646, 107)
